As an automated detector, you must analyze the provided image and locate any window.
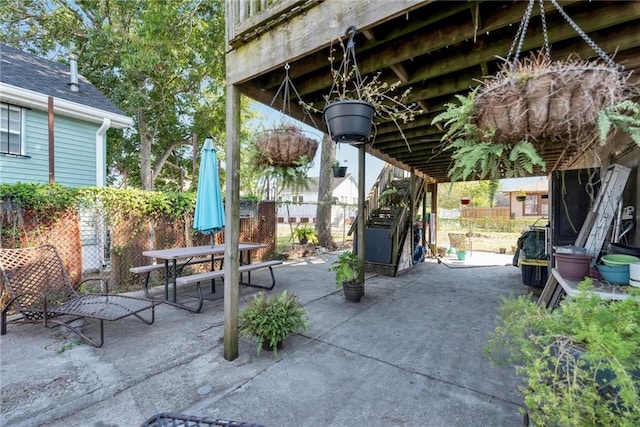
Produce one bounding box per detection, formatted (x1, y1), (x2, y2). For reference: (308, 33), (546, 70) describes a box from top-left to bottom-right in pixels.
(524, 195), (549, 216)
(296, 195), (303, 204)
(1, 103), (25, 155)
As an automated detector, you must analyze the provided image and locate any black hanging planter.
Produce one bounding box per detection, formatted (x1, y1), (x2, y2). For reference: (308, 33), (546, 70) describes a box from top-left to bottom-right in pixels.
(332, 165), (348, 177)
(323, 100), (374, 144)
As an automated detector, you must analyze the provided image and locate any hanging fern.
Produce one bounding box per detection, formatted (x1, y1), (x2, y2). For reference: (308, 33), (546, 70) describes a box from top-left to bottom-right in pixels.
(445, 139), (545, 182)
(596, 99), (640, 146)
(434, 88), (546, 181)
(431, 89), (479, 141)
(507, 141), (546, 177)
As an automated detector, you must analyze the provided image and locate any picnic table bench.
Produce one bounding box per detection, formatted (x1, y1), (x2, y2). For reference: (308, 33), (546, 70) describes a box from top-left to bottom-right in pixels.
(130, 256), (224, 298)
(131, 243), (275, 313)
(175, 260), (283, 290)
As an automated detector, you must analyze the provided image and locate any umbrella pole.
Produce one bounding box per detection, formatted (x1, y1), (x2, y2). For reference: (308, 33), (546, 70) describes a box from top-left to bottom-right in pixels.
(210, 234), (214, 247)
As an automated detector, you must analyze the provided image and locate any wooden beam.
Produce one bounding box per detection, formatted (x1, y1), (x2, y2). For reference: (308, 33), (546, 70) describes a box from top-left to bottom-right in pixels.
(226, 0), (428, 85)
(224, 84), (242, 361)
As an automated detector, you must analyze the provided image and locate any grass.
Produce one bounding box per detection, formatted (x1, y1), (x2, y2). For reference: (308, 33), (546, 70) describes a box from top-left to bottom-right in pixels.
(439, 217), (543, 254)
(276, 217), (545, 255)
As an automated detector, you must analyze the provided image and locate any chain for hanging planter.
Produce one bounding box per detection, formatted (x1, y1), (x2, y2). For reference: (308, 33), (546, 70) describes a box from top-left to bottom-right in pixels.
(474, 0), (630, 146)
(433, 0), (640, 181)
(254, 63), (320, 168)
(323, 26), (375, 144)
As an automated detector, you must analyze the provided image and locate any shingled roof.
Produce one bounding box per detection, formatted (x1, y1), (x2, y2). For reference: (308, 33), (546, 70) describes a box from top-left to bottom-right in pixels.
(0, 44), (126, 117)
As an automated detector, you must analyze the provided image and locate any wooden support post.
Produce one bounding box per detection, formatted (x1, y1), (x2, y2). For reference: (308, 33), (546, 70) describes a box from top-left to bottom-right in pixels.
(357, 144), (365, 282)
(224, 85), (241, 361)
(48, 96), (55, 184)
(430, 183), (438, 254)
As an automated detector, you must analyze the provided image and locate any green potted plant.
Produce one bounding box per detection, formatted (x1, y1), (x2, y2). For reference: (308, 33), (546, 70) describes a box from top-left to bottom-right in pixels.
(327, 250), (364, 302)
(239, 290), (308, 356)
(455, 239), (469, 260)
(292, 224), (318, 245)
(332, 160), (347, 177)
(322, 26), (421, 147)
(485, 280), (640, 426)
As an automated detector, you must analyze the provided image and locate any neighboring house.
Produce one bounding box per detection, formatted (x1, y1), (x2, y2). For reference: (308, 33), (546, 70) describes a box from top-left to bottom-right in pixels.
(0, 44), (132, 187)
(502, 177), (549, 218)
(1, 44), (132, 273)
(277, 174), (358, 225)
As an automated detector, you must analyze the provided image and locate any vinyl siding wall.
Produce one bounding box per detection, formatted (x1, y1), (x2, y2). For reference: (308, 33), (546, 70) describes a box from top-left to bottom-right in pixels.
(0, 109), (99, 187)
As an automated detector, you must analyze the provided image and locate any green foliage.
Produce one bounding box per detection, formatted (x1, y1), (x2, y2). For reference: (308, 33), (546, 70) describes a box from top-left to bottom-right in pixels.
(485, 283), (640, 426)
(431, 90), (478, 142)
(0, 183), (78, 219)
(1, 183), (196, 222)
(1, 1), (230, 190)
(379, 187), (406, 207)
(597, 100), (640, 146)
(292, 224), (318, 244)
(438, 181), (499, 209)
(56, 339), (83, 354)
(327, 251), (362, 288)
(239, 290), (308, 356)
(432, 90), (546, 181)
(446, 137), (545, 182)
(78, 187), (195, 220)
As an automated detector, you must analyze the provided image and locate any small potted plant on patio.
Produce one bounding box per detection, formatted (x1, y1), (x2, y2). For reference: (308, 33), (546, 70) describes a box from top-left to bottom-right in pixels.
(327, 250), (364, 302)
(322, 26), (421, 147)
(239, 290), (308, 356)
(485, 280), (640, 426)
(292, 224), (318, 245)
(455, 239), (469, 260)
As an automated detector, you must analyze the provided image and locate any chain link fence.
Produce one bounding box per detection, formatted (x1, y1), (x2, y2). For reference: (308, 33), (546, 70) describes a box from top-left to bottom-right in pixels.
(275, 201), (356, 250)
(1, 200), (277, 294)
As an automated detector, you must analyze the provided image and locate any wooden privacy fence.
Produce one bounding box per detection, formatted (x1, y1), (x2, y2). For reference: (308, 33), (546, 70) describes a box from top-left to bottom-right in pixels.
(461, 207), (510, 219)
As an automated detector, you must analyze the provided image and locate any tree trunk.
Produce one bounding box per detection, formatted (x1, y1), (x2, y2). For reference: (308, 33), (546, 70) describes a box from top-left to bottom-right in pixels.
(138, 111), (154, 191)
(316, 134), (336, 249)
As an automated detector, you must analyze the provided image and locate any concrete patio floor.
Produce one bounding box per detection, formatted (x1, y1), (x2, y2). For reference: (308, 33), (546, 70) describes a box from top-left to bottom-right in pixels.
(0, 251), (531, 426)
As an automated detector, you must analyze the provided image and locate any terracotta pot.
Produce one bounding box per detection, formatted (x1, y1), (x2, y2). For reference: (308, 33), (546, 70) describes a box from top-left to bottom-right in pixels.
(554, 253), (592, 281)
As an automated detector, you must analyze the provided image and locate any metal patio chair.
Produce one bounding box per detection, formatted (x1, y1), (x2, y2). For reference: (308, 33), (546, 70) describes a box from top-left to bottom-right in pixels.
(0, 245), (158, 347)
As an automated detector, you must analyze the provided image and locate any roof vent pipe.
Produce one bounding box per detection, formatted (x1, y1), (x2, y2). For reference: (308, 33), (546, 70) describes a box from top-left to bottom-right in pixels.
(68, 54), (79, 92)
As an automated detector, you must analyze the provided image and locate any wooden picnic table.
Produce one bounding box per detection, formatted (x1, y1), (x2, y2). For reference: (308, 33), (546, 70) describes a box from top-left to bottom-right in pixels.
(140, 242), (267, 312)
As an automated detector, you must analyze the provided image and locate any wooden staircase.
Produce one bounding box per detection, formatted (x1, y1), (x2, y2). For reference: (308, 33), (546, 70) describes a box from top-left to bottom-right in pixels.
(350, 165), (427, 276)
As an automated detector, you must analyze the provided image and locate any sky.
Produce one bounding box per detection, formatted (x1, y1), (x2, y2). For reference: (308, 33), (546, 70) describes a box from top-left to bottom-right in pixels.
(250, 102), (543, 192)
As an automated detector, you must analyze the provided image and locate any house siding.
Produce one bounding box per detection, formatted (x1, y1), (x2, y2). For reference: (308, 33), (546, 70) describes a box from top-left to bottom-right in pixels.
(0, 109), (98, 187)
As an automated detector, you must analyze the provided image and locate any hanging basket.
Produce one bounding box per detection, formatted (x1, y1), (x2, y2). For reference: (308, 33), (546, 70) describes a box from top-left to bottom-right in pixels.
(255, 127), (319, 168)
(332, 165), (347, 177)
(474, 55), (626, 146)
(323, 100), (374, 144)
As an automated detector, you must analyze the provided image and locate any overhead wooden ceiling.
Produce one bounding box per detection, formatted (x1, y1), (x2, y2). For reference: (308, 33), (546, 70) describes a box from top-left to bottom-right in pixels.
(229, 0), (640, 183)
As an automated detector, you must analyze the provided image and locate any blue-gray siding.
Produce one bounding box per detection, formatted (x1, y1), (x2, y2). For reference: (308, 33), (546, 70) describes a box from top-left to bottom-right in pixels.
(0, 109), (99, 187)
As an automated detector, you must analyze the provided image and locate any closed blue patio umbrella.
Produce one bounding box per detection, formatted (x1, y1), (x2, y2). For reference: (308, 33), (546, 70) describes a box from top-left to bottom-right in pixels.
(194, 137), (225, 245)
